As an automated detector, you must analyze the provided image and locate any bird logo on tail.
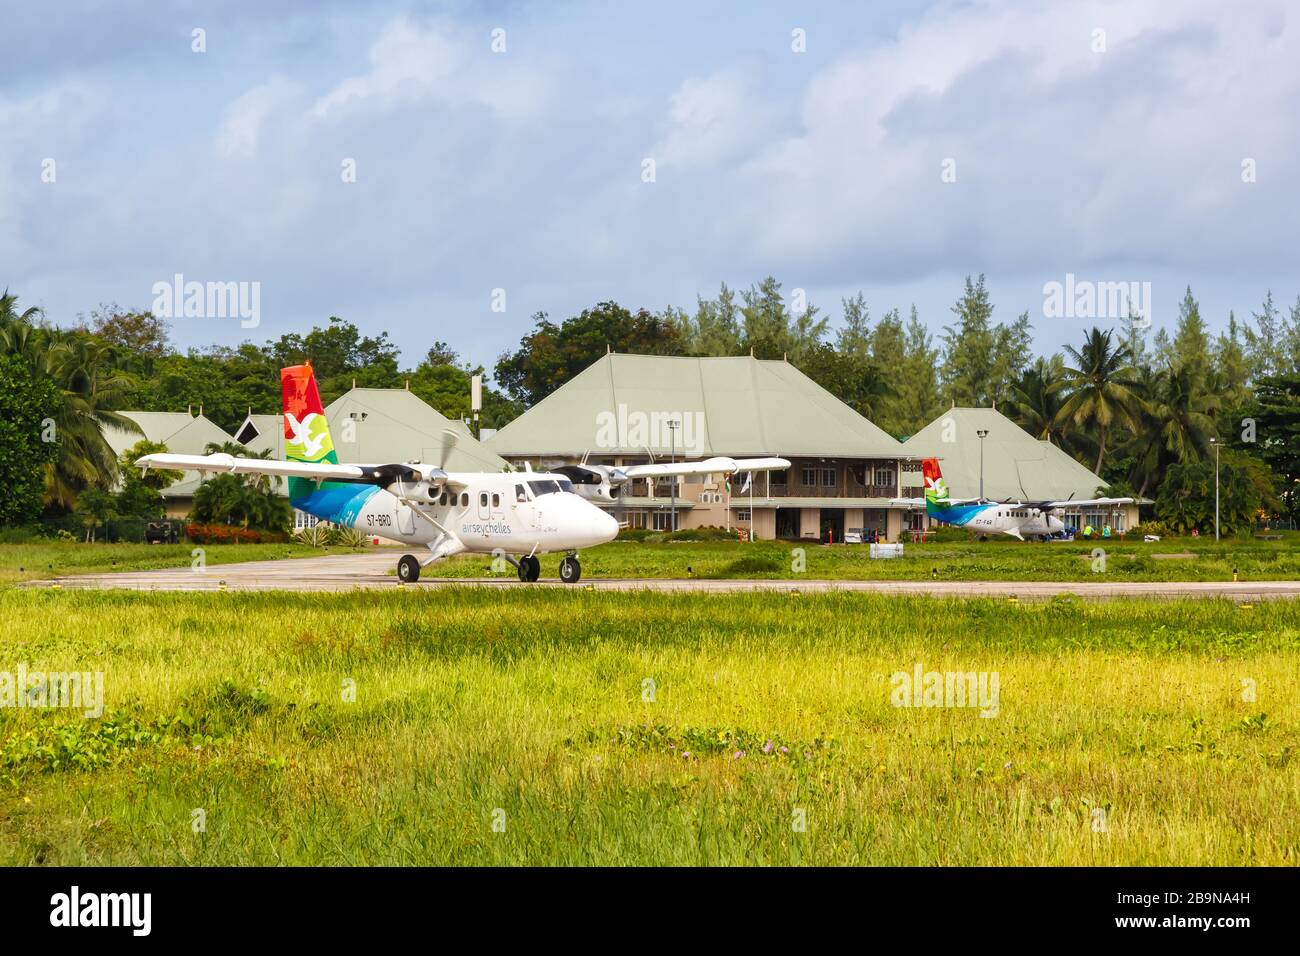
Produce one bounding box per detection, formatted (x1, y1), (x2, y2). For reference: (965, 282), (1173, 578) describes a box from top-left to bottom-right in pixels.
(922, 458), (950, 514)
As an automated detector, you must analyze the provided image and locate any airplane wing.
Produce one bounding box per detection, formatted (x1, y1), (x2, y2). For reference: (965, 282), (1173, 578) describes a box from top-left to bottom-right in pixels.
(135, 452), (462, 490)
(618, 456), (790, 482)
(889, 496), (984, 507)
(1040, 497), (1135, 510)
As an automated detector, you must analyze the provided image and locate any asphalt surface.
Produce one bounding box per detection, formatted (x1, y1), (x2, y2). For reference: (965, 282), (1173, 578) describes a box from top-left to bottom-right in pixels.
(19, 552), (1300, 601)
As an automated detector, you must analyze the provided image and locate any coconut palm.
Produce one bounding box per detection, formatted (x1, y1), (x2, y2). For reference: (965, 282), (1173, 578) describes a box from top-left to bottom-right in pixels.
(1006, 355), (1069, 445)
(1056, 328), (1144, 474)
(1, 296), (140, 509)
(1154, 363), (1219, 465)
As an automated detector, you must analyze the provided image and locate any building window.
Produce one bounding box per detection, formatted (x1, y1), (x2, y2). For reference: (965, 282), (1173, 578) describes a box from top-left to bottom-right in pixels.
(652, 511), (679, 531)
(875, 467), (895, 488)
(801, 467), (816, 487)
(771, 470), (788, 485)
(293, 509), (319, 530)
(821, 468), (836, 487)
(736, 509), (751, 522)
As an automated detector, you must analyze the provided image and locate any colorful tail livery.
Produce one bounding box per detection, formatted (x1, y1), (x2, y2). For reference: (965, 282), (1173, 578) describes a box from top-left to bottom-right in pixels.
(282, 363), (377, 525)
(922, 458), (949, 513)
(921, 458), (984, 526)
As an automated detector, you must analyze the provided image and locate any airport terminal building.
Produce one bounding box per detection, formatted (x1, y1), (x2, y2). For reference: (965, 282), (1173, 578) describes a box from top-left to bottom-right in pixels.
(484, 353), (923, 542)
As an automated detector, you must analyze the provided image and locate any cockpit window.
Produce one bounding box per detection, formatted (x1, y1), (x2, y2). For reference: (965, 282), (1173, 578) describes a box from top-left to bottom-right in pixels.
(557, 479), (574, 493)
(528, 479), (562, 497)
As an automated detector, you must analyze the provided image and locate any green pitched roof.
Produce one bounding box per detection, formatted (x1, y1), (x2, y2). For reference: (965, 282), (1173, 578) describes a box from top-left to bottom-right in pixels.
(486, 353), (905, 458)
(903, 406), (1107, 500)
(324, 388), (507, 472)
(107, 412), (233, 457)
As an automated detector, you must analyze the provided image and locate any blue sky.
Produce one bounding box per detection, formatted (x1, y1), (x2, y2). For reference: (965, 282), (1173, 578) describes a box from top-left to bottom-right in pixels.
(4, 0), (1298, 370)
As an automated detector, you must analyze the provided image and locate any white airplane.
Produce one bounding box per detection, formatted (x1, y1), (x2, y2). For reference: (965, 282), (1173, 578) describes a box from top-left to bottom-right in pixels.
(891, 458), (1134, 541)
(136, 363), (789, 584)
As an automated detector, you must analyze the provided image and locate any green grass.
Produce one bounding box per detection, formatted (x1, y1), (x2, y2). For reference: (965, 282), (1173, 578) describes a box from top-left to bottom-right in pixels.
(0, 588), (1295, 865)
(0, 542), (352, 587)
(9, 534), (1299, 588)
(430, 533), (1300, 582)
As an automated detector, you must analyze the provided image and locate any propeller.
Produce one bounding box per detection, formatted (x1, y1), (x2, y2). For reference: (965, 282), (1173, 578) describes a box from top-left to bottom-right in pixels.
(438, 427), (458, 469)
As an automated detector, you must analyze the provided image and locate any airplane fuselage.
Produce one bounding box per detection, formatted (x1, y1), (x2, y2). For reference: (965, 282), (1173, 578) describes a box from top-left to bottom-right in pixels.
(294, 471), (620, 557)
(928, 501), (1066, 539)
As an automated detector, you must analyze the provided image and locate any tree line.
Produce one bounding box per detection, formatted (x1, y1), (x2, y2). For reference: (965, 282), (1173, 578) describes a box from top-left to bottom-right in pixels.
(2, 275), (1298, 535)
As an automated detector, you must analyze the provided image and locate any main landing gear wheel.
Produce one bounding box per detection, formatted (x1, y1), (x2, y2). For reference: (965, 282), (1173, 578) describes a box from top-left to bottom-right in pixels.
(559, 555), (581, 584)
(397, 554), (421, 583)
(517, 555), (541, 583)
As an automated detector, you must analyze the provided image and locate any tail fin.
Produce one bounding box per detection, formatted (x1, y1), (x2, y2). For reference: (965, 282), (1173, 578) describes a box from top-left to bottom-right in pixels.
(922, 458), (949, 515)
(281, 363), (337, 501)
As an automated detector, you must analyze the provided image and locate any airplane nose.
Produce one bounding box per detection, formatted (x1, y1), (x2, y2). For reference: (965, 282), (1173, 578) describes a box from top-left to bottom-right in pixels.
(592, 508), (618, 543)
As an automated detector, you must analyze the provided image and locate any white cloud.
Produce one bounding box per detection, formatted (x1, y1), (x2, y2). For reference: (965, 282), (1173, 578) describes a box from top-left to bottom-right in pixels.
(719, 0), (1300, 279)
(310, 16), (547, 120)
(218, 78), (300, 157)
(657, 64), (779, 168)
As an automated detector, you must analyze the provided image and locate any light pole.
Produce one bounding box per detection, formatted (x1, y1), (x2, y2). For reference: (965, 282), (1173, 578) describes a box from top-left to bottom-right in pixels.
(976, 429), (989, 500)
(1210, 437), (1220, 541)
(667, 419), (680, 532)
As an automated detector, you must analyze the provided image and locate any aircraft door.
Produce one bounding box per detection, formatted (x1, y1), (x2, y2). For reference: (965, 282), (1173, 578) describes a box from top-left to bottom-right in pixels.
(396, 501), (416, 535)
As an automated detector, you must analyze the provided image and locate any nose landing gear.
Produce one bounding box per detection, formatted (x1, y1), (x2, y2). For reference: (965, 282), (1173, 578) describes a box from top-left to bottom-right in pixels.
(397, 554), (421, 583)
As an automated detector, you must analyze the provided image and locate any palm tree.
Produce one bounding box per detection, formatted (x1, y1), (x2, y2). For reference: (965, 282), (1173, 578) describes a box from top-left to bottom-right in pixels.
(1, 295), (140, 509)
(1117, 364), (1166, 498)
(1006, 356), (1068, 444)
(1154, 363), (1219, 465)
(0, 289), (42, 326)
(1056, 328), (1144, 474)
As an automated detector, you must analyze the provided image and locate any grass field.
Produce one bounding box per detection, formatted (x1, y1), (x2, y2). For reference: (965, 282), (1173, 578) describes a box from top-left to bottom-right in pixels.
(0, 542), (350, 587)
(0, 588), (1296, 865)
(4, 534), (1299, 587)
(430, 533), (1300, 582)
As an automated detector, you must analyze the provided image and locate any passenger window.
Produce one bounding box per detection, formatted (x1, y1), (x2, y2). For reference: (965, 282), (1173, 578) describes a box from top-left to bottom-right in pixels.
(492, 493), (500, 508)
(461, 493), (468, 507)
(479, 492), (488, 507)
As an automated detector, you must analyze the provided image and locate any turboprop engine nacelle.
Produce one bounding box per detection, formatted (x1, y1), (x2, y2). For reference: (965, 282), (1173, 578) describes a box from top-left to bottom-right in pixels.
(553, 464), (623, 502)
